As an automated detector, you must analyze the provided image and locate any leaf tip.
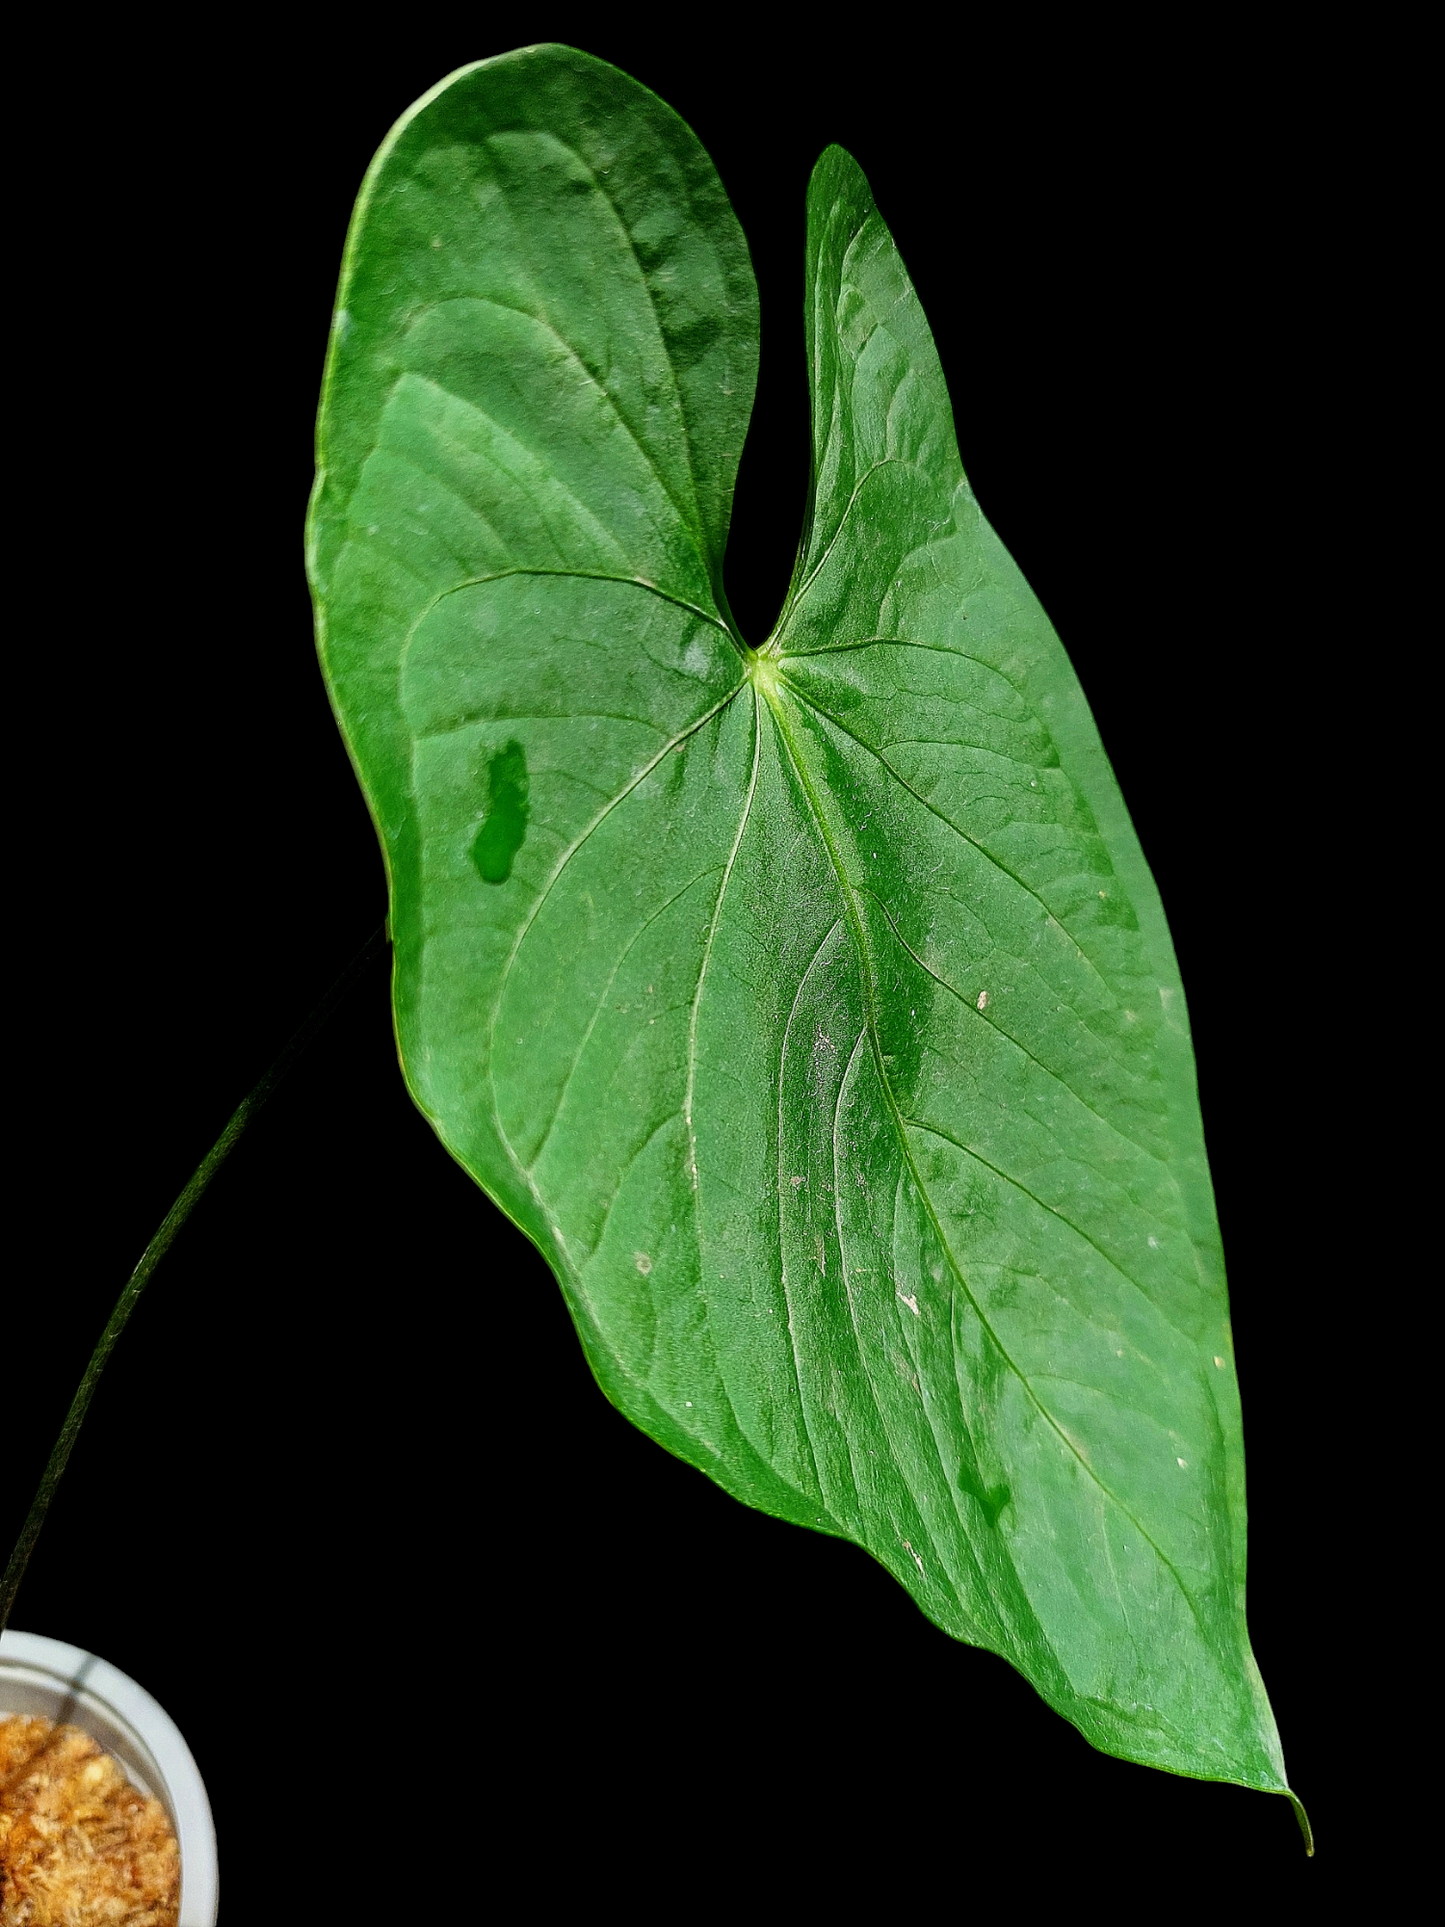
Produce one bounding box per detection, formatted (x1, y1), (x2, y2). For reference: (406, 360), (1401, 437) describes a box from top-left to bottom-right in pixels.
(807, 142), (875, 219)
(1287, 1790), (1314, 1856)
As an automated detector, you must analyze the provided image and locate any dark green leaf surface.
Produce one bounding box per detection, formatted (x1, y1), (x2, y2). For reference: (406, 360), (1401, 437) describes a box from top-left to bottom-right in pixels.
(309, 45), (1298, 1816)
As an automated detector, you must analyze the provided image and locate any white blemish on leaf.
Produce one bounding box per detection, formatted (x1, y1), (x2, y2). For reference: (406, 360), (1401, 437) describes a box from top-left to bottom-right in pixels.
(1176, 1458), (1188, 1469)
(903, 1539), (925, 1575)
(898, 1292), (920, 1317)
(682, 636), (712, 678)
(790, 1174), (805, 1188)
(634, 1252), (653, 1276)
(1147, 1235), (1160, 1249)
(977, 990), (989, 1011)
(1214, 1355), (1226, 1368)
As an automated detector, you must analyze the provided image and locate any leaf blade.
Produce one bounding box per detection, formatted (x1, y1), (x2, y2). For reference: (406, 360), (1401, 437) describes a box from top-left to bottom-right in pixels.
(310, 48), (1294, 1809)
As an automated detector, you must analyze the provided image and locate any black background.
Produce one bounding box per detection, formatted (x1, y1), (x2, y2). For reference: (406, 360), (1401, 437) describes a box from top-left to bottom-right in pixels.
(6, 15), (1386, 1914)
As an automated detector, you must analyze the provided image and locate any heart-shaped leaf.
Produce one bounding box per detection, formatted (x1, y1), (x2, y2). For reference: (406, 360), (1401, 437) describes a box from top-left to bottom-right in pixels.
(308, 44), (1301, 1823)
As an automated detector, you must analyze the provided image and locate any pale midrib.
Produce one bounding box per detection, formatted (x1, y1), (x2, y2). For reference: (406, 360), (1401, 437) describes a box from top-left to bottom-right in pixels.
(759, 684), (1213, 1644)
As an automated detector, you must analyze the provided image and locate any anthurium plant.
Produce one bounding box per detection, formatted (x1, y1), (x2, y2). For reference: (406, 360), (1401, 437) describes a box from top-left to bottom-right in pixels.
(307, 45), (1305, 1837)
(3, 43), (1307, 1849)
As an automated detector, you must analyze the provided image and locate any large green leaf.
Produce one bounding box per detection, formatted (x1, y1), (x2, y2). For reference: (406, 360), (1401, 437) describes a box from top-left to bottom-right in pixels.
(308, 45), (1300, 1822)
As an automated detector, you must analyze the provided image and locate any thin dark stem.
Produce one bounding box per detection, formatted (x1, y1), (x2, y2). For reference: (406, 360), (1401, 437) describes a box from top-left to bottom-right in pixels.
(0, 922), (389, 1636)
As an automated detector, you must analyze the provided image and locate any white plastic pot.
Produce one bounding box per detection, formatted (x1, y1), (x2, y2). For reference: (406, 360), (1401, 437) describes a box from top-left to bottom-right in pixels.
(0, 1628), (218, 1926)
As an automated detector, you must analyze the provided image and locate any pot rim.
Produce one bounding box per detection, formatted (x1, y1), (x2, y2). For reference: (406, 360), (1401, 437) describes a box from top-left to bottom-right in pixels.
(0, 1627), (217, 1927)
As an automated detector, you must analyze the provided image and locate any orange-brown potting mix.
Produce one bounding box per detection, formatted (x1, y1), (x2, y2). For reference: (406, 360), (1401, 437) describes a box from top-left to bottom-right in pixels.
(0, 1715), (179, 1925)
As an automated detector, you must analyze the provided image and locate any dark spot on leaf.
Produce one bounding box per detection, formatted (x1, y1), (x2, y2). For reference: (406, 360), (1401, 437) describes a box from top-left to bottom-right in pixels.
(958, 1459), (1011, 1527)
(1094, 885), (1139, 931)
(663, 311), (726, 361)
(472, 740), (529, 884)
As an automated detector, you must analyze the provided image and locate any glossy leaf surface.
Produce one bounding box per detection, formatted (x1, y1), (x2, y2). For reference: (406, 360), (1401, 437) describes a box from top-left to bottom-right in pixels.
(308, 45), (1297, 1813)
